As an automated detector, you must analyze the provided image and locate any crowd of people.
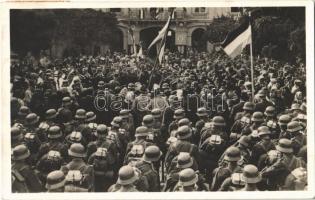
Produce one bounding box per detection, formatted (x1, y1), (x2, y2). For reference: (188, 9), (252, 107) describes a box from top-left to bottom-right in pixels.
(10, 49), (307, 192)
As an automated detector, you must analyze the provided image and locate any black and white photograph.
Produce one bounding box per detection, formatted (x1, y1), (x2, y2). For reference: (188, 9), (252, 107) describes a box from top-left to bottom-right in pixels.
(1, 1), (315, 198)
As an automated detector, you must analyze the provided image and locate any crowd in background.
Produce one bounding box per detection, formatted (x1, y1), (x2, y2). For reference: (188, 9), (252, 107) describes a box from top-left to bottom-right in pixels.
(10, 50), (307, 192)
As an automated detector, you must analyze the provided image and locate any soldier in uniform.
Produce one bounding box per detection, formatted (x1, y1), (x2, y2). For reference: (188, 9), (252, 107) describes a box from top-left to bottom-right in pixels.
(120, 109), (135, 140)
(134, 145), (162, 192)
(61, 143), (94, 192)
(24, 113), (46, 142)
(282, 167), (307, 191)
(13, 106), (30, 126)
(108, 165), (139, 192)
(46, 170), (66, 192)
(278, 114), (292, 139)
(36, 150), (64, 185)
(168, 109), (185, 137)
(211, 146), (243, 191)
(165, 125), (199, 172)
(264, 106), (280, 140)
(88, 147), (115, 192)
(85, 111), (98, 143)
(286, 121), (306, 155)
(241, 112), (265, 144)
(250, 126), (275, 165)
(38, 126), (68, 160)
(200, 116), (228, 146)
(38, 109), (58, 138)
(240, 165), (262, 191)
(73, 109), (92, 142)
(142, 114), (155, 142)
(173, 168), (200, 192)
(11, 127), (24, 148)
(11, 145), (44, 192)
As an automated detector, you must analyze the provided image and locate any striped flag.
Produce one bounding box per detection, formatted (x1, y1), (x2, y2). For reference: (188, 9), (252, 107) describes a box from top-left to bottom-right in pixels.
(147, 11), (173, 51)
(221, 17), (252, 59)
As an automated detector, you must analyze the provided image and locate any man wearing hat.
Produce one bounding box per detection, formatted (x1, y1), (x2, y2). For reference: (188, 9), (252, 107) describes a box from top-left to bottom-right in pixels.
(234, 101), (255, 121)
(165, 126), (199, 172)
(87, 124), (118, 169)
(86, 111), (98, 143)
(241, 111), (265, 137)
(65, 131), (86, 148)
(286, 121), (306, 155)
(73, 109), (92, 142)
(38, 125), (68, 160)
(12, 144), (43, 192)
(120, 109), (135, 140)
(162, 95), (180, 134)
(134, 145), (162, 192)
(173, 168), (200, 191)
(278, 114), (291, 139)
(46, 170), (66, 192)
(132, 85), (151, 127)
(200, 116), (228, 146)
(168, 108), (185, 137)
(14, 106), (30, 125)
(59, 96), (77, 116)
(125, 126), (153, 160)
(255, 90), (273, 113)
(211, 146), (243, 191)
(250, 126), (276, 165)
(142, 114), (155, 142)
(61, 143), (94, 191)
(240, 165), (262, 191)
(24, 113), (46, 142)
(88, 147), (115, 192)
(36, 150), (64, 185)
(108, 165), (139, 192)
(11, 127), (24, 148)
(109, 116), (129, 166)
(37, 109), (58, 142)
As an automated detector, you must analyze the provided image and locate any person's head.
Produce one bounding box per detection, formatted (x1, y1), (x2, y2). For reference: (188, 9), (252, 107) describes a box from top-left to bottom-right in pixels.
(96, 124), (108, 140)
(85, 111), (96, 123)
(120, 109), (130, 123)
(224, 146), (241, 164)
(243, 102), (255, 114)
(241, 165), (261, 185)
(143, 145), (162, 163)
(142, 115), (154, 128)
(212, 116), (226, 129)
(151, 108), (162, 121)
(276, 138), (294, 156)
(251, 112), (264, 126)
(68, 143), (86, 160)
(286, 121), (303, 136)
(11, 127), (23, 146)
(178, 168), (198, 190)
(25, 113), (40, 127)
(264, 106), (275, 119)
(117, 165), (139, 186)
(278, 114), (291, 130)
(45, 109), (57, 121)
(237, 135), (251, 149)
(257, 126), (271, 141)
(176, 125), (192, 141)
(111, 116), (122, 129)
(135, 126), (149, 139)
(177, 152), (194, 169)
(266, 150), (281, 165)
(46, 170), (66, 192)
(196, 107), (208, 119)
(173, 109), (185, 121)
(74, 109), (86, 121)
(48, 126), (63, 141)
(12, 144), (30, 162)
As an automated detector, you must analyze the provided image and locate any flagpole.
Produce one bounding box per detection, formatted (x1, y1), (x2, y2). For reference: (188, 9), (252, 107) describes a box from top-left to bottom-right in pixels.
(249, 12), (255, 102)
(148, 9), (174, 89)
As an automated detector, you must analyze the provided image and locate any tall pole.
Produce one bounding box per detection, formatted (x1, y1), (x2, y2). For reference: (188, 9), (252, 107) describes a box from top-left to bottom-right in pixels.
(249, 12), (255, 102)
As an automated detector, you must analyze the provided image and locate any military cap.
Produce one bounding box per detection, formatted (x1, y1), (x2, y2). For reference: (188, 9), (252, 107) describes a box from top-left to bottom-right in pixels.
(178, 118), (191, 127)
(75, 109), (86, 120)
(62, 96), (72, 106)
(264, 106), (275, 117)
(117, 165), (139, 185)
(48, 126), (63, 139)
(12, 144), (30, 161)
(176, 152), (193, 169)
(25, 113), (39, 125)
(251, 112), (264, 122)
(278, 114), (291, 126)
(68, 143), (86, 158)
(242, 165), (262, 184)
(120, 109), (130, 119)
(243, 102), (255, 111)
(97, 124), (108, 135)
(151, 108), (162, 118)
(46, 170), (66, 190)
(18, 106), (30, 117)
(276, 138), (293, 153)
(212, 116), (226, 126)
(135, 126), (149, 137)
(238, 135), (250, 147)
(174, 109), (185, 119)
(257, 126), (271, 137)
(143, 146), (162, 162)
(178, 168), (198, 187)
(46, 109), (57, 120)
(224, 146), (241, 162)
(196, 107), (208, 117)
(287, 121), (303, 133)
(111, 116), (122, 127)
(142, 115), (154, 125)
(176, 125), (192, 140)
(128, 83), (135, 89)
(11, 127), (23, 140)
(85, 111), (96, 122)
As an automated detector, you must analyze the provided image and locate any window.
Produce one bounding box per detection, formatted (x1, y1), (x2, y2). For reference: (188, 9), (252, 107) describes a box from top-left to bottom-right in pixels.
(231, 7), (240, 12)
(194, 7), (206, 13)
(110, 8), (121, 12)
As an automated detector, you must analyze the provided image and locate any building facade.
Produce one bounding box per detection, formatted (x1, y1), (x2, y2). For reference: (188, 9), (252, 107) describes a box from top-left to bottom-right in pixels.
(99, 7), (235, 55)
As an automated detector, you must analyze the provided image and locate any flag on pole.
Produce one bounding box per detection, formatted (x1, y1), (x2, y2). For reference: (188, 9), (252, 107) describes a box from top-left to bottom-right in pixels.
(147, 12), (172, 50)
(221, 17), (252, 59)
